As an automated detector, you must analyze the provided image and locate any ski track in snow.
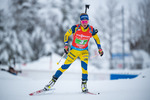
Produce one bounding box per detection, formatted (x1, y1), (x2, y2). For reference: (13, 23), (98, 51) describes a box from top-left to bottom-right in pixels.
(0, 68), (150, 100)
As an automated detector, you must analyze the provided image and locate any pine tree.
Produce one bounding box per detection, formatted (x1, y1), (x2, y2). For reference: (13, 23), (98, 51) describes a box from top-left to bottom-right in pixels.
(91, 0), (122, 69)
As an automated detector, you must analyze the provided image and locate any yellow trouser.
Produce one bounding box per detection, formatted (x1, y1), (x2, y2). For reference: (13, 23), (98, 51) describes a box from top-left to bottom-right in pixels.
(54, 49), (89, 80)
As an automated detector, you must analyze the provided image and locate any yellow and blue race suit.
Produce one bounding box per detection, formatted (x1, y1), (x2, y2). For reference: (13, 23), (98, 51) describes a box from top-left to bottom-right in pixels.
(53, 24), (101, 80)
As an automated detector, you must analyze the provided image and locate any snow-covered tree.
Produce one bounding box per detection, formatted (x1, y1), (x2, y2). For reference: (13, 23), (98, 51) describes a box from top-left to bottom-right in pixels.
(0, 0), (84, 64)
(90, 0), (122, 69)
(49, 0), (84, 55)
(129, 0), (150, 55)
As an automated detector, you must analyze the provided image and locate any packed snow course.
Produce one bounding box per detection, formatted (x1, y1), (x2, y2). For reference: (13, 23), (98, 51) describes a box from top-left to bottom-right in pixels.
(0, 54), (150, 100)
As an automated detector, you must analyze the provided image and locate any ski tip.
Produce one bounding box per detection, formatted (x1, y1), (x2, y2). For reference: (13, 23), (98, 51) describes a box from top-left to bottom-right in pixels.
(29, 93), (33, 96)
(57, 62), (59, 65)
(84, 91), (100, 95)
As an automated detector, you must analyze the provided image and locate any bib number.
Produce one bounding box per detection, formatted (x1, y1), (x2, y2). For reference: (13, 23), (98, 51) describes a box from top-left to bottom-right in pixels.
(75, 38), (88, 45)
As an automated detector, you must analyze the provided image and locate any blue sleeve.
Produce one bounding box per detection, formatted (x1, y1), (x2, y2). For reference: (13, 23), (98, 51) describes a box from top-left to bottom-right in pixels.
(71, 25), (77, 34)
(92, 28), (97, 36)
(97, 43), (101, 49)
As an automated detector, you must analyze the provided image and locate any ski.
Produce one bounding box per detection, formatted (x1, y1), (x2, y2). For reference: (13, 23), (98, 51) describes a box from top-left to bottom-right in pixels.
(29, 88), (55, 96)
(83, 91), (100, 95)
(29, 88), (99, 96)
(29, 89), (44, 96)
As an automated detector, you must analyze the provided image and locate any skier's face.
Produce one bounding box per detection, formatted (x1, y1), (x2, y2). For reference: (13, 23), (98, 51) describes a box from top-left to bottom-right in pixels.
(81, 20), (88, 29)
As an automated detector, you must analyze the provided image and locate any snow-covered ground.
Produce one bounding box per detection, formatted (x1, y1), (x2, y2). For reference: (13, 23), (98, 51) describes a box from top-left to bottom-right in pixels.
(0, 54), (150, 100)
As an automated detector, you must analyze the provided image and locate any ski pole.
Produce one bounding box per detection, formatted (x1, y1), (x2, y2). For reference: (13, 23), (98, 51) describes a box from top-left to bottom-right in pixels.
(90, 54), (99, 59)
(57, 53), (66, 65)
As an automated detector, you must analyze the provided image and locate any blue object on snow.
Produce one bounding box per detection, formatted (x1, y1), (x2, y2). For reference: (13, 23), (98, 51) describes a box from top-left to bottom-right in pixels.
(110, 74), (138, 80)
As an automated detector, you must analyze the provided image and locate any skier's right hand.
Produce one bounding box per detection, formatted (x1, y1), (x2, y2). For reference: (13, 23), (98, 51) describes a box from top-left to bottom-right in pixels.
(64, 43), (69, 54)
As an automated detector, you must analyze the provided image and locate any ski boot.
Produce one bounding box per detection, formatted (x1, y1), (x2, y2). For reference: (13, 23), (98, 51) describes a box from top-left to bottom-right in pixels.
(44, 76), (57, 91)
(81, 79), (88, 92)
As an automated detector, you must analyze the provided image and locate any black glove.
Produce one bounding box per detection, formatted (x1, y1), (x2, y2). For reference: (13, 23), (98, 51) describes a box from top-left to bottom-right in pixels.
(95, 29), (98, 33)
(98, 48), (104, 56)
(64, 43), (69, 54)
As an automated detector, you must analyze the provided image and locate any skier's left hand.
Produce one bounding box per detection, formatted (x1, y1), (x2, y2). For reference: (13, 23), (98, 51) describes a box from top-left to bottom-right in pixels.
(98, 48), (104, 56)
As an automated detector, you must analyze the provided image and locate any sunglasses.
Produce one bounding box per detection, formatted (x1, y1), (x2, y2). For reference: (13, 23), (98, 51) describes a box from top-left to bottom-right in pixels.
(81, 20), (88, 24)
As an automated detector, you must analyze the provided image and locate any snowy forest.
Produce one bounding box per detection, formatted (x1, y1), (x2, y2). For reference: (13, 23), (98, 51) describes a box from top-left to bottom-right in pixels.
(0, 0), (150, 69)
